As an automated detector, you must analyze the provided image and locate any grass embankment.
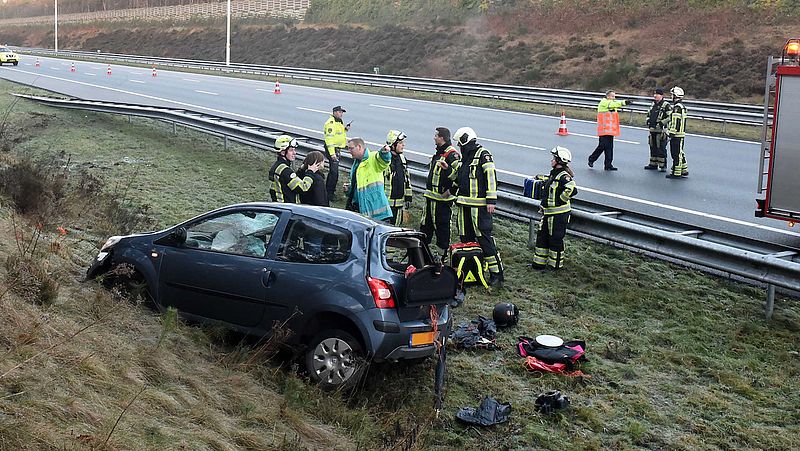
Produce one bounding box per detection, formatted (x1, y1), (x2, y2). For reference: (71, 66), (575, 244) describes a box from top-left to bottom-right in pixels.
(0, 78), (798, 449)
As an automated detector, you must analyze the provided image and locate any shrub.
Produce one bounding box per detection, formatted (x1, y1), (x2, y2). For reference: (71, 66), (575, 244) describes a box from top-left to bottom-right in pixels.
(4, 254), (60, 306)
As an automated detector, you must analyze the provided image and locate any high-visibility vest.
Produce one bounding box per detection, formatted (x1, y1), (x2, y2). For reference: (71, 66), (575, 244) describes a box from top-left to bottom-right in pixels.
(596, 98), (625, 137)
(596, 111), (620, 136)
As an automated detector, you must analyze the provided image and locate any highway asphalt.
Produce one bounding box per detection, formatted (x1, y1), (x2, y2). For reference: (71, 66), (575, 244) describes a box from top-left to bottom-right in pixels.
(2, 55), (799, 248)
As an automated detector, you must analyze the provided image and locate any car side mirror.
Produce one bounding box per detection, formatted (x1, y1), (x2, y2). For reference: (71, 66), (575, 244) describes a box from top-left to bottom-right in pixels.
(171, 227), (187, 244)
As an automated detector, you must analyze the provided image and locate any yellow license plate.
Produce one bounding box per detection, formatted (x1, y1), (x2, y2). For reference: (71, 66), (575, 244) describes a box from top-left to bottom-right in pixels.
(410, 331), (436, 347)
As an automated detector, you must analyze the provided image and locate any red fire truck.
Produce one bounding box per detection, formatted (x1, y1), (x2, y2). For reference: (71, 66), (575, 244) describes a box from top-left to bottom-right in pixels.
(756, 38), (800, 226)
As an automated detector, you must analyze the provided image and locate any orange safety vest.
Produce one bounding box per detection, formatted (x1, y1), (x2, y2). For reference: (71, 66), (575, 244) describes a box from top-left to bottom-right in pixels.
(596, 111), (620, 136)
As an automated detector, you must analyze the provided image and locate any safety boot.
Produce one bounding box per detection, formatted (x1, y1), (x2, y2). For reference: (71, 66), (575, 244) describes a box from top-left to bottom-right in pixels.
(488, 270), (504, 288)
(643, 165), (658, 170)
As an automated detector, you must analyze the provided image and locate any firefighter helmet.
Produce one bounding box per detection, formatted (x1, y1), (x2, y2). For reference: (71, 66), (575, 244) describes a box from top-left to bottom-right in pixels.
(453, 127), (478, 146)
(275, 135), (298, 152)
(550, 146), (572, 164)
(385, 129), (407, 146)
(492, 302), (519, 327)
(670, 86), (685, 98)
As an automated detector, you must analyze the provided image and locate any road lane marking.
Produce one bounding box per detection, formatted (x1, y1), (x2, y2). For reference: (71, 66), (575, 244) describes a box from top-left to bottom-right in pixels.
(50, 67), (60, 71)
(129, 72), (142, 75)
(194, 90), (218, 96)
(182, 78), (200, 83)
(296, 107), (329, 114)
(570, 131), (640, 145)
(11, 66), (790, 237)
(85, 73), (96, 76)
(482, 137), (546, 151)
(129, 80), (145, 84)
(288, 84), (757, 145)
(369, 104), (409, 111)
(256, 88), (273, 93)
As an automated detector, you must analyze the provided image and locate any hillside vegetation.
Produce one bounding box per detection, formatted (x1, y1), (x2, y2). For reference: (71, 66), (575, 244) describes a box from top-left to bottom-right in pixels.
(1, 76), (799, 450)
(1, 0), (798, 102)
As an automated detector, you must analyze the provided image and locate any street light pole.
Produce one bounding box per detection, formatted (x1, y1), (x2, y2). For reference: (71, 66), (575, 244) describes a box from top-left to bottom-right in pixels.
(225, 0), (230, 66)
(54, 0), (58, 52)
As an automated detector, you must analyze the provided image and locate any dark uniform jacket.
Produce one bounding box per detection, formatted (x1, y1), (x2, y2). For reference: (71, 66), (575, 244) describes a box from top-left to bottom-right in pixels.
(297, 169), (329, 206)
(540, 167), (577, 215)
(386, 151), (412, 207)
(424, 142), (460, 202)
(646, 99), (672, 132)
(269, 156), (311, 203)
(454, 142), (497, 207)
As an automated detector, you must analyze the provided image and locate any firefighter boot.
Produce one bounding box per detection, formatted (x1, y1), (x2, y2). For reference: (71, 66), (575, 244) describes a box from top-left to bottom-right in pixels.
(488, 270), (504, 288)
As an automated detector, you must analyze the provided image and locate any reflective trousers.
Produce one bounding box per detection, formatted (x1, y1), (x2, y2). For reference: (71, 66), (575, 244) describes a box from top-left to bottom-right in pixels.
(532, 213), (569, 269)
(669, 137), (688, 177)
(420, 198), (453, 253)
(457, 205), (502, 274)
(648, 132), (668, 169)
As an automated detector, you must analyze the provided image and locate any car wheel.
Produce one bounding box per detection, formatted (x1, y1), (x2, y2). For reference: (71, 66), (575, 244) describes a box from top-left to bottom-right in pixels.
(305, 329), (365, 391)
(13, 62), (18, 66)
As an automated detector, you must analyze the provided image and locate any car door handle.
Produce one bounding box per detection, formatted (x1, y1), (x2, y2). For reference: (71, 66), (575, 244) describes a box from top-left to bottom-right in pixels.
(261, 268), (273, 288)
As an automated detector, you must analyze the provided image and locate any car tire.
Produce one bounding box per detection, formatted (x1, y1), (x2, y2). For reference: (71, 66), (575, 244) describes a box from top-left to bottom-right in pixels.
(305, 329), (365, 392)
(13, 62), (18, 66)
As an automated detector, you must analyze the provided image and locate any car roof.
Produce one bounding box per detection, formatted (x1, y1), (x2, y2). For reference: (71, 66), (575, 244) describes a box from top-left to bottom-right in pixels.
(223, 202), (380, 230)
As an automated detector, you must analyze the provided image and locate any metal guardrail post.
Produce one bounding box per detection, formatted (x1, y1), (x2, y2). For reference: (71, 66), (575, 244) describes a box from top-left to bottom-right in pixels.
(766, 284), (775, 320)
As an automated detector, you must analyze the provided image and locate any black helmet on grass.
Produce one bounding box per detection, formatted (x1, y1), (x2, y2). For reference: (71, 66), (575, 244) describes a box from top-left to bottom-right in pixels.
(492, 302), (519, 327)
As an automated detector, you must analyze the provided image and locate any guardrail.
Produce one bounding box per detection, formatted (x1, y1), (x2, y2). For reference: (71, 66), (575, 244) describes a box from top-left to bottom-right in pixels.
(18, 48), (766, 127)
(15, 94), (797, 319)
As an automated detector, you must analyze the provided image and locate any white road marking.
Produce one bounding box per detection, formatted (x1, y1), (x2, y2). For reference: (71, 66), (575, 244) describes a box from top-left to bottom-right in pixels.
(482, 137), (546, 151)
(50, 67), (60, 71)
(23, 63), (31, 66)
(296, 107), (329, 114)
(288, 84), (759, 145)
(570, 131), (640, 145)
(369, 104), (409, 111)
(182, 78), (200, 83)
(129, 80), (145, 84)
(129, 72), (142, 75)
(194, 90), (218, 96)
(85, 73), (96, 76)
(60, 62), (69, 66)
(10, 66), (788, 237)
(256, 88), (274, 93)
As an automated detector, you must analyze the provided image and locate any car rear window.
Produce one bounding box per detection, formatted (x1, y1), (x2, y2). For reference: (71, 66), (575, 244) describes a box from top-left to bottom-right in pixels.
(384, 235), (432, 273)
(276, 216), (351, 264)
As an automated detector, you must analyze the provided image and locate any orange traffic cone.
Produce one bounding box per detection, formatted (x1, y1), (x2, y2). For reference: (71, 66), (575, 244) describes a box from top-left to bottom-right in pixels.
(35, 58), (40, 68)
(152, 66), (157, 77)
(69, 62), (76, 72)
(273, 80), (281, 94)
(106, 64), (112, 76)
(556, 110), (569, 136)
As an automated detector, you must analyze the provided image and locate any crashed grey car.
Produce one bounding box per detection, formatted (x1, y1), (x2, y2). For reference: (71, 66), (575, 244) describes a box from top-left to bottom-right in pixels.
(88, 203), (456, 390)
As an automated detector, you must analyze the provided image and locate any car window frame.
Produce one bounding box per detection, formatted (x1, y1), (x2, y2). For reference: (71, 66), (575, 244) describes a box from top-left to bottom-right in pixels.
(274, 213), (353, 265)
(162, 207), (288, 260)
(380, 232), (434, 274)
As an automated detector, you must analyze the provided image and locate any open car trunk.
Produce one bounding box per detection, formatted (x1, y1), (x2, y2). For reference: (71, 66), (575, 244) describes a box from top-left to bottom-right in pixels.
(379, 231), (456, 322)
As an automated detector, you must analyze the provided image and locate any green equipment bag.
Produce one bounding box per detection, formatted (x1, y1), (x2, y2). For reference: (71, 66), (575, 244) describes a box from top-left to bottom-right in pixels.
(448, 242), (488, 288)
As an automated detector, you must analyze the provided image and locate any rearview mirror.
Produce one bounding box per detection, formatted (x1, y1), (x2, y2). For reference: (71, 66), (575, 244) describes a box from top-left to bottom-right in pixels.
(170, 227), (187, 244)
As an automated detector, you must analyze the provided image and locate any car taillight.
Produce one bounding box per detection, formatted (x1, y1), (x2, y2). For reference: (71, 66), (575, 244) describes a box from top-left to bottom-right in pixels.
(367, 277), (396, 309)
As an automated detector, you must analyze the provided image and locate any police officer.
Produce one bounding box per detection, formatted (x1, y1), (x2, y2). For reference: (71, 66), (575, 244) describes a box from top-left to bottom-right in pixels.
(644, 88), (672, 172)
(588, 90), (630, 171)
(453, 127), (504, 286)
(323, 106), (351, 200)
(531, 146), (577, 270)
(269, 135), (313, 203)
(666, 86), (689, 179)
(421, 127), (461, 259)
(384, 130), (412, 226)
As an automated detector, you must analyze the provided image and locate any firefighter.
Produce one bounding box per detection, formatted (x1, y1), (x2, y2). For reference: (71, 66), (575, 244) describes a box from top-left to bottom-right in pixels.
(453, 127), (504, 286)
(666, 86), (689, 179)
(268, 135), (313, 203)
(644, 88), (672, 172)
(588, 90), (630, 171)
(421, 127), (461, 259)
(323, 105), (351, 200)
(384, 130), (412, 226)
(531, 146), (577, 270)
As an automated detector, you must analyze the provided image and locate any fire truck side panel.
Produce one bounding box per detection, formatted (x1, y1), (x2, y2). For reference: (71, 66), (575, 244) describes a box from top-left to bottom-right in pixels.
(766, 67), (800, 220)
